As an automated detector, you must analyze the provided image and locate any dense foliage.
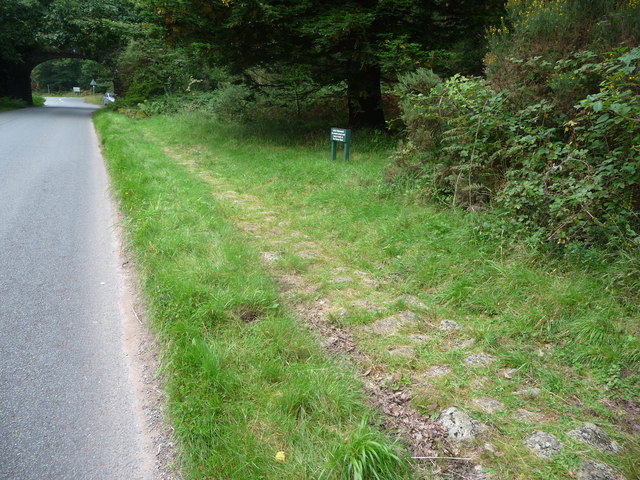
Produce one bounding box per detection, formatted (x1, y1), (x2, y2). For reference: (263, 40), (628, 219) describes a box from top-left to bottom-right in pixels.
(32, 59), (112, 93)
(389, 0), (640, 251)
(0, 0), (141, 102)
(143, 0), (504, 128)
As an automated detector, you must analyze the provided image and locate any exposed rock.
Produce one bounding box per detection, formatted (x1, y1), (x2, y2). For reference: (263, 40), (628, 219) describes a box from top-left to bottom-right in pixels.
(525, 431), (562, 459)
(388, 346), (416, 359)
(409, 334), (429, 343)
(513, 409), (544, 423)
(396, 294), (428, 309)
(483, 443), (504, 457)
(322, 336), (340, 348)
(568, 423), (623, 453)
(577, 460), (625, 480)
(368, 311), (421, 335)
(297, 250), (319, 259)
(420, 365), (453, 379)
(260, 251), (281, 263)
(464, 353), (496, 367)
(333, 276), (354, 284)
(515, 387), (542, 398)
(472, 397), (505, 414)
(439, 320), (462, 331)
(451, 338), (476, 350)
(438, 407), (486, 443)
(500, 368), (519, 379)
(469, 376), (491, 390)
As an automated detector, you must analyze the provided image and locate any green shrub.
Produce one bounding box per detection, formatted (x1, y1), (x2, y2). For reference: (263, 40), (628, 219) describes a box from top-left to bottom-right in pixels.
(390, 48), (640, 250)
(139, 83), (253, 119)
(486, 0), (640, 93)
(32, 94), (45, 106)
(0, 96), (27, 110)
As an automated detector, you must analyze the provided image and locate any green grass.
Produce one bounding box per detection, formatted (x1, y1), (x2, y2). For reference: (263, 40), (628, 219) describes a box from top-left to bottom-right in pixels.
(94, 111), (409, 479)
(95, 110), (639, 480)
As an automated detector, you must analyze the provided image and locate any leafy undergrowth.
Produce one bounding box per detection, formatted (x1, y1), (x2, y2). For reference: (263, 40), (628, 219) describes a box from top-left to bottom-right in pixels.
(96, 110), (639, 480)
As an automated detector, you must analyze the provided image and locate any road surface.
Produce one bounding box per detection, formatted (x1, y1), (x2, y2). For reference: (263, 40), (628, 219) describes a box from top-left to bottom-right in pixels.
(0, 98), (154, 479)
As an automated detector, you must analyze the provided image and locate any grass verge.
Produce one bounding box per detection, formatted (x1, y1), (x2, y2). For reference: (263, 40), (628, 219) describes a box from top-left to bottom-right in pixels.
(94, 111), (407, 479)
(95, 110), (639, 480)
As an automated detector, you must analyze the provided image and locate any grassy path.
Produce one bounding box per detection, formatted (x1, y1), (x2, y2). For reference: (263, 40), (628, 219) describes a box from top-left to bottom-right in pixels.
(96, 111), (639, 480)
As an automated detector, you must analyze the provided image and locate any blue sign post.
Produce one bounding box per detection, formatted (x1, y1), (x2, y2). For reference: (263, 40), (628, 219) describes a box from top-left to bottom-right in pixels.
(330, 127), (351, 162)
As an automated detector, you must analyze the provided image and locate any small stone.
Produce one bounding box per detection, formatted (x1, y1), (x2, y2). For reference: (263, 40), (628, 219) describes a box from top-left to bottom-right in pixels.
(387, 346), (416, 359)
(368, 311), (421, 335)
(452, 338), (476, 350)
(298, 250), (319, 259)
(501, 368), (519, 379)
(525, 431), (562, 459)
(421, 365), (452, 379)
(568, 423), (623, 453)
(260, 251), (281, 263)
(472, 397), (505, 414)
(513, 409), (543, 423)
(396, 294), (428, 309)
(438, 407), (486, 443)
(515, 387), (542, 397)
(322, 337), (340, 348)
(577, 460), (625, 480)
(439, 320), (462, 331)
(484, 442), (497, 453)
(409, 334), (429, 343)
(333, 276), (354, 284)
(469, 376), (491, 390)
(464, 353), (496, 367)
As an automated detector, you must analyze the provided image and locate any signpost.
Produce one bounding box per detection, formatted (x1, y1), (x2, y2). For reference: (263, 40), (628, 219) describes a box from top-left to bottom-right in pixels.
(330, 127), (351, 162)
(90, 79), (97, 95)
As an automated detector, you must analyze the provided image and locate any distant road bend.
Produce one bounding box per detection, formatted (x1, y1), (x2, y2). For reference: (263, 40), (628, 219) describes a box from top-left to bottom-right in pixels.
(0, 98), (154, 479)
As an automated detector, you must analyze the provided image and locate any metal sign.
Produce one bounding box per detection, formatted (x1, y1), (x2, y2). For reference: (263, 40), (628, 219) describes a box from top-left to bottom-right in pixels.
(330, 127), (351, 161)
(90, 79), (97, 95)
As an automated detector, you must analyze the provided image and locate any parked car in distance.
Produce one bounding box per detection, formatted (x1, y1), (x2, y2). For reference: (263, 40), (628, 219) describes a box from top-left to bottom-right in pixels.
(103, 93), (116, 104)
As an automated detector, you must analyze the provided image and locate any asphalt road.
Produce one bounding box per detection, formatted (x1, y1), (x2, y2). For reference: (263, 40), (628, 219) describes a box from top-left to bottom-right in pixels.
(0, 98), (153, 479)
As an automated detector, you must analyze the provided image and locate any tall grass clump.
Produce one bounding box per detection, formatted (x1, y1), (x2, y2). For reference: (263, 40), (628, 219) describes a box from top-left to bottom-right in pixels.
(323, 419), (410, 480)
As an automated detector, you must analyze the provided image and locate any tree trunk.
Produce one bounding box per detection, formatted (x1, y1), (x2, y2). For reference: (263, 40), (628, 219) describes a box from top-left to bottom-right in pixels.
(346, 62), (386, 130)
(0, 61), (34, 104)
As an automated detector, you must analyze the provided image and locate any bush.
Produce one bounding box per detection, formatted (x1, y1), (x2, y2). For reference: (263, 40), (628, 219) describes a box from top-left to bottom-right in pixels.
(390, 48), (640, 250)
(486, 0), (640, 92)
(32, 94), (45, 106)
(139, 83), (254, 119)
(0, 96), (27, 110)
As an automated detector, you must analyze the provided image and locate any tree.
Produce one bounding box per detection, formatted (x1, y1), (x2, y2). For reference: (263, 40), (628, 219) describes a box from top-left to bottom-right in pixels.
(148, 0), (504, 129)
(0, 0), (141, 102)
